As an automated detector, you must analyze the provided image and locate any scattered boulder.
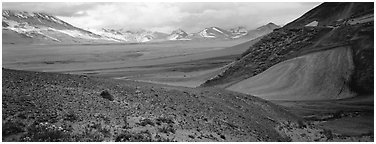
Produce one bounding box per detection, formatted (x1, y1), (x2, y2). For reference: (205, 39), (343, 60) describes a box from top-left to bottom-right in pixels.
(100, 90), (114, 101)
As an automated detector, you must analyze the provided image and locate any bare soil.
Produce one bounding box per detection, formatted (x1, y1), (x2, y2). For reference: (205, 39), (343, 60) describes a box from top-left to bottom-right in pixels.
(3, 68), (302, 142)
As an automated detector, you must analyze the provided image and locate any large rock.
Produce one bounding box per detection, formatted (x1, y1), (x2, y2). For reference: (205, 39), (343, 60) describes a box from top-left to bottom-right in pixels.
(100, 90), (114, 101)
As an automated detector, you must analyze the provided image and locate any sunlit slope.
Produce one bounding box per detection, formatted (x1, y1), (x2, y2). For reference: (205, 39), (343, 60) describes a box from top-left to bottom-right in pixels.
(227, 47), (355, 101)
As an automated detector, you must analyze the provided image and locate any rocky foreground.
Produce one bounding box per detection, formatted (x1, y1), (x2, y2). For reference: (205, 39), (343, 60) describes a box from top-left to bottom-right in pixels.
(2, 68), (372, 142)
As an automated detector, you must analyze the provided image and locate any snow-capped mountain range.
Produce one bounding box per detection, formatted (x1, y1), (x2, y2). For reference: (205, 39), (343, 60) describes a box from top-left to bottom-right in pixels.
(2, 10), (280, 44)
(87, 28), (169, 42)
(2, 10), (114, 44)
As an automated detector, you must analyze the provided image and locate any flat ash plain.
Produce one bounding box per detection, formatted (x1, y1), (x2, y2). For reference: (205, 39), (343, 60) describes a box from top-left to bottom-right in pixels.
(3, 39), (252, 88)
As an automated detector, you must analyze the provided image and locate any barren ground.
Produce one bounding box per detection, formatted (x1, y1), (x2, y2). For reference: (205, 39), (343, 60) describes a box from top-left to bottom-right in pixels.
(3, 38), (251, 87)
(2, 68), (301, 142)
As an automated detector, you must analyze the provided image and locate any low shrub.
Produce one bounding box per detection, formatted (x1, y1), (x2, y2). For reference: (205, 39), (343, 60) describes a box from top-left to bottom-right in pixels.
(158, 126), (176, 134)
(220, 134), (226, 140)
(100, 90), (114, 101)
(156, 117), (174, 124)
(115, 130), (152, 142)
(137, 118), (155, 126)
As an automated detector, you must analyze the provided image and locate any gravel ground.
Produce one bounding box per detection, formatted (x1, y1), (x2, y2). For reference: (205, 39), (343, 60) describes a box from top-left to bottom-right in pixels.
(3, 68), (300, 142)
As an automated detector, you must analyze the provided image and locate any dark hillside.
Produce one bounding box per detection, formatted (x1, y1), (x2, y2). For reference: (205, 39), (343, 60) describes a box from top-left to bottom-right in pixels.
(201, 2), (374, 97)
(348, 23), (374, 94)
(284, 2), (373, 29)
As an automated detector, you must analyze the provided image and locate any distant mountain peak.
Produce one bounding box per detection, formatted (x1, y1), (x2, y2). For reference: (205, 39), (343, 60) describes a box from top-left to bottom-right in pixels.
(256, 22), (280, 31)
(168, 28), (188, 40)
(171, 28), (187, 34)
(197, 27), (225, 38)
(266, 22), (277, 25)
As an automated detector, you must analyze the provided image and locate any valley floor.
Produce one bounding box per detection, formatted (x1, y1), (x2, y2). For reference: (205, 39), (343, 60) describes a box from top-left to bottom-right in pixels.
(2, 39), (249, 88)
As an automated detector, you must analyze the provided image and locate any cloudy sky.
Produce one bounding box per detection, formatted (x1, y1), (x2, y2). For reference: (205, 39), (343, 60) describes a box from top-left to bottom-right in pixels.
(3, 2), (321, 33)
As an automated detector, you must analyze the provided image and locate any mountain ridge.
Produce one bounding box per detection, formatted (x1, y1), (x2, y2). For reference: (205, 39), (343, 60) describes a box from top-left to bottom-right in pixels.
(2, 9), (281, 44)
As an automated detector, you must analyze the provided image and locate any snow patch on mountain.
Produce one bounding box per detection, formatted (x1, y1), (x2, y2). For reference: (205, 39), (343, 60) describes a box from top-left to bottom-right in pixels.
(3, 19), (62, 41)
(37, 31), (61, 42)
(2, 10), (9, 17)
(87, 28), (128, 42)
(139, 35), (152, 42)
(168, 34), (178, 40)
(199, 29), (216, 38)
(4, 19), (38, 34)
(15, 13), (28, 19)
(50, 28), (100, 40)
(212, 27), (224, 34)
(3, 17), (118, 43)
(87, 28), (170, 42)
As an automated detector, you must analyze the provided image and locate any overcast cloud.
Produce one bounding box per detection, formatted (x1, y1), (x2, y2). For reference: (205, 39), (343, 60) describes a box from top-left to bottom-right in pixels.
(2, 2), (321, 33)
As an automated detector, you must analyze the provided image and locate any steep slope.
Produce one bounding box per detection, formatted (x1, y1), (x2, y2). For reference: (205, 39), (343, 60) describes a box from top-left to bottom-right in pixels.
(227, 47), (355, 101)
(202, 26), (333, 87)
(283, 2), (373, 29)
(201, 2), (373, 100)
(2, 68), (319, 142)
